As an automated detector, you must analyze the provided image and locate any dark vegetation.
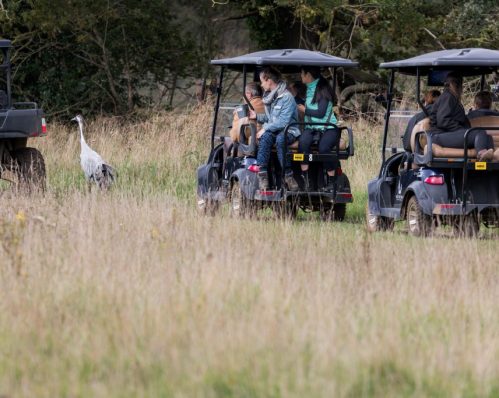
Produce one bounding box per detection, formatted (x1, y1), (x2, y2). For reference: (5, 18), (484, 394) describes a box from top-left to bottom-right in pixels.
(0, 0), (497, 118)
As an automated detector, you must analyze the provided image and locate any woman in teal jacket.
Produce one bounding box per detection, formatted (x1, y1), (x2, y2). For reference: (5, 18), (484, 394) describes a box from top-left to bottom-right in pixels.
(298, 66), (339, 192)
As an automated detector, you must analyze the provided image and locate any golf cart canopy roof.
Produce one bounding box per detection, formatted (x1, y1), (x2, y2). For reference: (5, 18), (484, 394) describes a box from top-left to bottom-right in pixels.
(380, 48), (499, 76)
(211, 49), (358, 72)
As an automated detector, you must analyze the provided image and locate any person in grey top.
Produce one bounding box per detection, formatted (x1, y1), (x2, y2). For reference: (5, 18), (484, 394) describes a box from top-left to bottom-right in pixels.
(467, 91), (499, 120)
(248, 67), (300, 191)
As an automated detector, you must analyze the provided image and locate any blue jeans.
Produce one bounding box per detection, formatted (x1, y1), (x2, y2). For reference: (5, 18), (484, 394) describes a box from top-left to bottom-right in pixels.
(257, 131), (297, 173)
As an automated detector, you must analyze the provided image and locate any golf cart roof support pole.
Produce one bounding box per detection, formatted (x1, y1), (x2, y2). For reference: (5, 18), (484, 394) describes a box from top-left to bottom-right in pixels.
(381, 70), (395, 164)
(480, 74), (485, 91)
(241, 64), (254, 111)
(210, 66), (224, 151)
(4, 48), (11, 108)
(416, 68), (429, 117)
(331, 67), (337, 104)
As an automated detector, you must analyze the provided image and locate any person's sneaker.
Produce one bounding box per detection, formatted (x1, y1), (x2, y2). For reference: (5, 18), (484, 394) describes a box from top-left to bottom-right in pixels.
(258, 171), (269, 191)
(284, 172), (299, 192)
(478, 148), (494, 161)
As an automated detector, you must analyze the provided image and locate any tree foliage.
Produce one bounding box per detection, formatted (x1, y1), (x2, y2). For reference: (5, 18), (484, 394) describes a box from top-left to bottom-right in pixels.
(0, 0), (203, 117)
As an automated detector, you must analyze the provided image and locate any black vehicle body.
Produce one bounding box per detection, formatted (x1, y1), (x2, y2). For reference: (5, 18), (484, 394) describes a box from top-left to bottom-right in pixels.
(367, 48), (499, 236)
(0, 40), (47, 189)
(197, 49), (358, 219)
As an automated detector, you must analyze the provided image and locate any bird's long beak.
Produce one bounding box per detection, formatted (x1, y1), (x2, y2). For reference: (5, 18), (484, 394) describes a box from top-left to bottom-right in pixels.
(71, 117), (77, 122)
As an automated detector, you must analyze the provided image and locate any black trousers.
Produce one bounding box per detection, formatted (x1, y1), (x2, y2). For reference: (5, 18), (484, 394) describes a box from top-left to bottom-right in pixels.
(298, 128), (340, 171)
(432, 128), (493, 153)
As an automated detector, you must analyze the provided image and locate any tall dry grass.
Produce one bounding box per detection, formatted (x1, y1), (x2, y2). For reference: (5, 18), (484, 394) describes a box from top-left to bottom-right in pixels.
(0, 107), (496, 397)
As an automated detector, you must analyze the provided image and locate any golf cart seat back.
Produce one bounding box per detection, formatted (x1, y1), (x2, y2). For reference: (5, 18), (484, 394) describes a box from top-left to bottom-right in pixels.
(287, 137), (348, 151)
(411, 116), (499, 158)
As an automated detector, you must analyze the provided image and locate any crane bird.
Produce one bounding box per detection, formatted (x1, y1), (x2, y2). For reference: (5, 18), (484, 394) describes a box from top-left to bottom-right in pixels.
(71, 114), (116, 190)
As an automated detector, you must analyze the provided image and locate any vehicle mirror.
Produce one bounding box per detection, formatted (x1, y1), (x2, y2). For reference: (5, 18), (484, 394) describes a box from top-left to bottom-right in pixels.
(428, 70), (451, 86)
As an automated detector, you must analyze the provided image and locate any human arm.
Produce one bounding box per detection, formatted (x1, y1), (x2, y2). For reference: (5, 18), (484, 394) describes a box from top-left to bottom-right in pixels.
(262, 94), (296, 134)
(304, 98), (330, 118)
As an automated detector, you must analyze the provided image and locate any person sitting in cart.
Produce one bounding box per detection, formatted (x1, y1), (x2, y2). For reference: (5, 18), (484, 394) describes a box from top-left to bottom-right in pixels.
(429, 72), (495, 161)
(467, 91), (499, 120)
(229, 82), (265, 143)
(297, 66), (339, 192)
(402, 89), (440, 152)
(248, 67), (300, 191)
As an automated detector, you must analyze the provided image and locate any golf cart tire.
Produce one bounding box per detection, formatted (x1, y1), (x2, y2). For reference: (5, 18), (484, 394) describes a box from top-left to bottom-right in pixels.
(406, 196), (432, 237)
(273, 201), (298, 220)
(333, 203), (346, 221)
(452, 213), (480, 238)
(229, 180), (254, 219)
(11, 147), (46, 193)
(197, 195), (219, 216)
(366, 205), (394, 232)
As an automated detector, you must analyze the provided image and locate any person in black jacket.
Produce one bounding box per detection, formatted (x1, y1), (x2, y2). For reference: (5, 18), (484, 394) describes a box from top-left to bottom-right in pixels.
(402, 89), (440, 152)
(429, 73), (494, 161)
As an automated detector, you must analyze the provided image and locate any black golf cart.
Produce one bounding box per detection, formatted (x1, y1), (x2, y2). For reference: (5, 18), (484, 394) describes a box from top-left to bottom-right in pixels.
(0, 40), (47, 191)
(197, 49), (358, 220)
(367, 48), (499, 237)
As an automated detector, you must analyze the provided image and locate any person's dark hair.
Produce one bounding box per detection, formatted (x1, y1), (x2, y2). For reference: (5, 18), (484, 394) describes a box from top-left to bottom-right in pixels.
(444, 72), (463, 98)
(301, 66), (334, 104)
(259, 67), (281, 83)
(424, 89), (441, 105)
(289, 81), (306, 100)
(245, 82), (262, 98)
(474, 90), (493, 110)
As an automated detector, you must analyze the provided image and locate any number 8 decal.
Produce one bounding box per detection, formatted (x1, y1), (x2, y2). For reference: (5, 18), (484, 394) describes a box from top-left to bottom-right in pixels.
(309, 154), (313, 162)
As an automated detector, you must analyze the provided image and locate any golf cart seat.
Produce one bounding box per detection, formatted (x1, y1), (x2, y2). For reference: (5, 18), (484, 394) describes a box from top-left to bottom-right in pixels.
(411, 116), (499, 159)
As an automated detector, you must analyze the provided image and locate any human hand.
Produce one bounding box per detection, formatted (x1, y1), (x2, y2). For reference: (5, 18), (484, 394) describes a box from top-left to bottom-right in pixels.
(256, 129), (265, 139)
(297, 104), (305, 113)
(248, 109), (257, 120)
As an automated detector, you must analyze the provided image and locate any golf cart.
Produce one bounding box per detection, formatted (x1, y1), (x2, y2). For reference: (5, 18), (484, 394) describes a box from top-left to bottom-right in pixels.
(0, 40), (47, 191)
(197, 49), (357, 220)
(367, 48), (499, 237)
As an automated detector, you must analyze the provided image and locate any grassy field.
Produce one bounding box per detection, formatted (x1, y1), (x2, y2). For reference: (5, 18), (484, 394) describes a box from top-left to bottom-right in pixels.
(0, 107), (497, 397)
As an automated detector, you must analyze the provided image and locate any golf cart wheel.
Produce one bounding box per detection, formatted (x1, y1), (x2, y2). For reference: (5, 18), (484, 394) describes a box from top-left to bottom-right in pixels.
(197, 195), (219, 216)
(406, 196), (432, 237)
(366, 205), (394, 232)
(273, 201), (298, 220)
(10, 147), (46, 193)
(333, 203), (346, 221)
(452, 213), (480, 238)
(229, 180), (253, 219)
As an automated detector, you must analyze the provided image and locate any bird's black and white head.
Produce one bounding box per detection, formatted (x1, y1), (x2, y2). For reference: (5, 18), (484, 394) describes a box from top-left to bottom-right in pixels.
(71, 114), (84, 125)
(71, 114), (86, 141)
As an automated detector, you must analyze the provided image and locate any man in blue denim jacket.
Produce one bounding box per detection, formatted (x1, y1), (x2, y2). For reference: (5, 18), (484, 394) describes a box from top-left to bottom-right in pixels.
(248, 67), (300, 191)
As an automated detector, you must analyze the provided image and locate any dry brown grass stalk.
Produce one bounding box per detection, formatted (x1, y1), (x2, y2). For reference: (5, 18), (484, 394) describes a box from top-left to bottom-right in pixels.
(0, 107), (495, 397)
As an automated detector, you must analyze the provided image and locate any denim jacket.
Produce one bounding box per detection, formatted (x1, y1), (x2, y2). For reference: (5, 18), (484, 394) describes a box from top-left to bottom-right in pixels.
(256, 90), (301, 138)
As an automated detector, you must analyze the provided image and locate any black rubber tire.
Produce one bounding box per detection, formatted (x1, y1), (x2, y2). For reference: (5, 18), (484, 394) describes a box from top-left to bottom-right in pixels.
(452, 213), (480, 238)
(273, 201), (298, 220)
(366, 205), (394, 232)
(10, 147), (46, 193)
(333, 203), (346, 221)
(229, 180), (253, 219)
(406, 196), (433, 237)
(197, 195), (219, 216)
